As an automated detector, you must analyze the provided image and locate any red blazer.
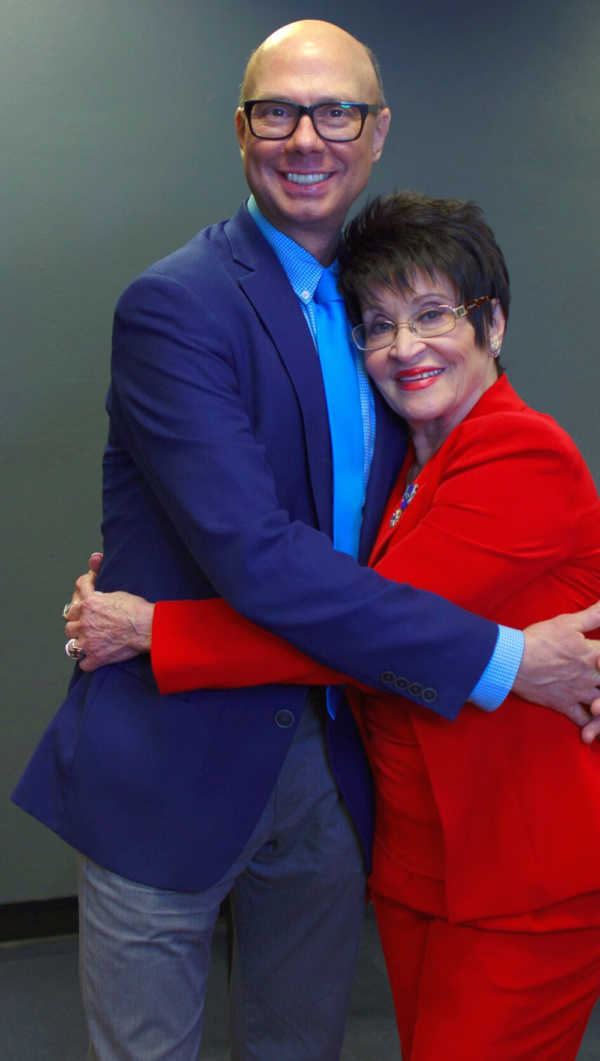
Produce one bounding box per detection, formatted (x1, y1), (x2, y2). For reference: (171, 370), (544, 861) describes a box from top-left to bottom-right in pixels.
(152, 376), (600, 921)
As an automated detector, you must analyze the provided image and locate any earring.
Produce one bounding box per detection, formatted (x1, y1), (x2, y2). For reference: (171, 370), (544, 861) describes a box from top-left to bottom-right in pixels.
(489, 338), (502, 359)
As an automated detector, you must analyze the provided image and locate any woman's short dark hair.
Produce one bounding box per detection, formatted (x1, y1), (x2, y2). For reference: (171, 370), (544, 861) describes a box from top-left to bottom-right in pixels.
(338, 190), (510, 348)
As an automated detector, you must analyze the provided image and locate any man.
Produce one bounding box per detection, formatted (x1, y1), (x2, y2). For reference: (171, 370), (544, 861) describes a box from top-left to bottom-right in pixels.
(13, 20), (600, 1061)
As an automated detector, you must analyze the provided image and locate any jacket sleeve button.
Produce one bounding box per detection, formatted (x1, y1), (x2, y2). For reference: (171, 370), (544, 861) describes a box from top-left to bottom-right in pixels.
(275, 709), (295, 728)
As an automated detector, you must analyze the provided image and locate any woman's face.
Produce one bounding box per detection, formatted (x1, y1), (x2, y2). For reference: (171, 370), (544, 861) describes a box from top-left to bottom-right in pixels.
(360, 271), (504, 442)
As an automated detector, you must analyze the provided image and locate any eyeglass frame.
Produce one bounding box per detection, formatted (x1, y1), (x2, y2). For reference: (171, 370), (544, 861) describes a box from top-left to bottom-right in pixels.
(242, 100), (382, 142)
(351, 296), (492, 351)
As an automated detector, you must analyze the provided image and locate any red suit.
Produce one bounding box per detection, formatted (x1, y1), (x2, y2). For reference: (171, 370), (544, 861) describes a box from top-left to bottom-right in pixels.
(151, 376), (600, 1059)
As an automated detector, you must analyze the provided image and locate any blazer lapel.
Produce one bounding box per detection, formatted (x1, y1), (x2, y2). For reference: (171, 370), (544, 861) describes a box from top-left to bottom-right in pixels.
(225, 207), (334, 537)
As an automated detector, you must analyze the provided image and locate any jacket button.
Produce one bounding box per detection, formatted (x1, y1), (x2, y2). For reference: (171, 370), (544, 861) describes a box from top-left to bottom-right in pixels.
(394, 676), (409, 691)
(423, 688), (438, 703)
(409, 682), (424, 697)
(275, 709), (295, 728)
(381, 671), (396, 684)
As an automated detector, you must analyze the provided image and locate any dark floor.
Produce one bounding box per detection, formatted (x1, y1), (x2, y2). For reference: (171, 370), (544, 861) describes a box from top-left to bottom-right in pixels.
(1, 909), (599, 1059)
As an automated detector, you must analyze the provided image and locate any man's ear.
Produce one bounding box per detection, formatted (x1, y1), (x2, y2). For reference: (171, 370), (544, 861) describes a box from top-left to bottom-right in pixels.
(372, 108), (391, 162)
(235, 108), (247, 154)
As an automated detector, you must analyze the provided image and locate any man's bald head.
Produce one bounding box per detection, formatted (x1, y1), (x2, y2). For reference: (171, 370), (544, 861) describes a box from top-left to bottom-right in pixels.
(240, 20), (385, 109)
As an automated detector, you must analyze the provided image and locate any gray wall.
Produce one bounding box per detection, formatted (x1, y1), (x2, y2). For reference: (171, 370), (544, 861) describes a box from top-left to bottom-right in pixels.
(2, 0), (599, 903)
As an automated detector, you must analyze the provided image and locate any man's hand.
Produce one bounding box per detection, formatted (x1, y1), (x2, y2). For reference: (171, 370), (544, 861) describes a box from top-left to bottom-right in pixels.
(65, 590), (154, 672)
(515, 603), (600, 743)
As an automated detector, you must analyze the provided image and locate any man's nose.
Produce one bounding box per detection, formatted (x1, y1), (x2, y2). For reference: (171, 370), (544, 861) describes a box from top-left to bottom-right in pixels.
(286, 114), (326, 151)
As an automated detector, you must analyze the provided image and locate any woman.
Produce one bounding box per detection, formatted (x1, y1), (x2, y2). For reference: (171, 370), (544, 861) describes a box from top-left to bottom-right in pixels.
(72, 193), (600, 1058)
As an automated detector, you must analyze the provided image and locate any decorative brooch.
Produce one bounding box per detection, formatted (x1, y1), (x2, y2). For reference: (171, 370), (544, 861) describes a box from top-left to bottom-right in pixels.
(389, 483), (419, 527)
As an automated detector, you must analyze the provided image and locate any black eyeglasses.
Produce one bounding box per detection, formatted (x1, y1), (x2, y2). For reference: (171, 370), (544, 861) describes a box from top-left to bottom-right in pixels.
(243, 100), (381, 142)
(352, 297), (492, 352)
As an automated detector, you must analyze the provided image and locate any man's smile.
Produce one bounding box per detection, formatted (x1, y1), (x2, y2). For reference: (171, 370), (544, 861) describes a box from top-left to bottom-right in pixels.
(284, 172), (332, 185)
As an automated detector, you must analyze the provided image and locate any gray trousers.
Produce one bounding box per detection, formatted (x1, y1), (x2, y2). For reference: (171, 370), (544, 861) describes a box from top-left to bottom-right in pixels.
(78, 696), (367, 1060)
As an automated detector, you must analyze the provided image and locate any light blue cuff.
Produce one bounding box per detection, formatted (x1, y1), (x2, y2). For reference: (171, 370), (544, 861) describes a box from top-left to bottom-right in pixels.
(469, 625), (525, 712)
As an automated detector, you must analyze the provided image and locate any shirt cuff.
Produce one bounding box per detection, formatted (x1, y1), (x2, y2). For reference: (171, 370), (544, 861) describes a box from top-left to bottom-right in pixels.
(469, 626), (525, 712)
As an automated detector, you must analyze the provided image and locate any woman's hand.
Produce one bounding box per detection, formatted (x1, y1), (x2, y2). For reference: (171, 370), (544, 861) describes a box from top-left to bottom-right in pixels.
(64, 553), (154, 671)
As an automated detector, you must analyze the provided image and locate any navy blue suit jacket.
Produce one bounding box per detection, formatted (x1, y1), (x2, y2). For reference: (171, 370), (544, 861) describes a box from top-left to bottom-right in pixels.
(13, 204), (497, 890)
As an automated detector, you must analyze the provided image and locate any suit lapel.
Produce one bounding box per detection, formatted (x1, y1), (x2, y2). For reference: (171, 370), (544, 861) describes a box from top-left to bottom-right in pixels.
(225, 206), (333, 537)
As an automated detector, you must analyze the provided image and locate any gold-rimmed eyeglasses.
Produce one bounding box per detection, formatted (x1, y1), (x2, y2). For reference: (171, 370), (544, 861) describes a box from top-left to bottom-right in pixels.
(352, 297), (492, 352)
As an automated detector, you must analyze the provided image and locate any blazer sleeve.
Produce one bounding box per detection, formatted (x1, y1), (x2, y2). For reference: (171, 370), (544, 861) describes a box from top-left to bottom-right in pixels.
(110, 267), (497, 716)
(151, 407), (598, 695)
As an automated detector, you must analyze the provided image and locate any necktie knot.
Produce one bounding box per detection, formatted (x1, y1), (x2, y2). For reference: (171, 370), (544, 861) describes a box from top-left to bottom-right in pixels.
(314, 267), (343, 305)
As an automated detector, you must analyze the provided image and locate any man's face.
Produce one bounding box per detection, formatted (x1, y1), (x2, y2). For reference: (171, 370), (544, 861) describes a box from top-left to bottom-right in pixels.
(236, 28), (390, 262)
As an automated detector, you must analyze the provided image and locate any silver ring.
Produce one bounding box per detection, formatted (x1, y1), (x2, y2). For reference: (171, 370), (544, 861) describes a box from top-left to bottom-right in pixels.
(62, 601), (75, 620)
(65, 638), (86, 661)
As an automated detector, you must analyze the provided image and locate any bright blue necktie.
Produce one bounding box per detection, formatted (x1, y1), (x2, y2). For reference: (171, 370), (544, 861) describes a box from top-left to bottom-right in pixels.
(313, 267), (365, 717)
(313, 268), (364, 559)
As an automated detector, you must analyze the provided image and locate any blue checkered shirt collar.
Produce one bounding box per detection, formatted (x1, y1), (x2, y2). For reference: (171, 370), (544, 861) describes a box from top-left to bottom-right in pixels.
(247, 196), (325, 311)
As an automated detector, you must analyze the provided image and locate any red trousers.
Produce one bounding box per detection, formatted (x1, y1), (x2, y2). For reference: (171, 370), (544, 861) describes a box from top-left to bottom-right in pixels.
(373, 893), (600, 1061)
